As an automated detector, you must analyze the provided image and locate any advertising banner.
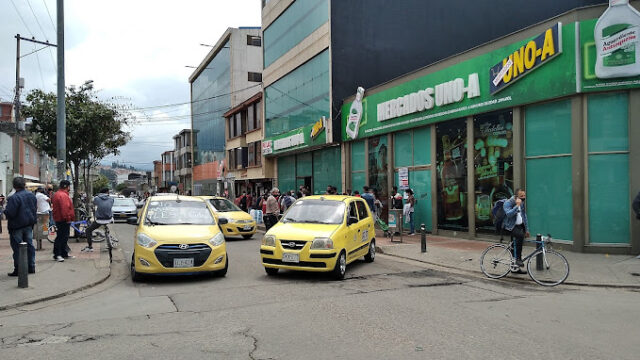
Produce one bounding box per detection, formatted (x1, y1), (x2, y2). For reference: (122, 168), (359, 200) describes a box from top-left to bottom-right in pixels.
(342, 22), (575, 141)
(262, 119), (327, 156)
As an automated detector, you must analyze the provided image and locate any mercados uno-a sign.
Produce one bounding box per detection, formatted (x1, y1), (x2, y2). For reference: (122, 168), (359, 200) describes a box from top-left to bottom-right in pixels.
(490, 23), (562, 94)
(377, 73), (480, 122)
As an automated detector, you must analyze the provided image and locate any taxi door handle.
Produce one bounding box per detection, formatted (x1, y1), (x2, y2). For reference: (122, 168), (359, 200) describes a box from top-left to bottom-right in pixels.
(357, 229), (361, 232)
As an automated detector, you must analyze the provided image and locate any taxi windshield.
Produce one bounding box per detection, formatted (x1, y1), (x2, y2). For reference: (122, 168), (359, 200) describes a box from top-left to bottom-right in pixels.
(208, 198), (241, 212)
(114, 198), (136, 207)
(282, 200), (345, 224)
(145, 200), (215, 225)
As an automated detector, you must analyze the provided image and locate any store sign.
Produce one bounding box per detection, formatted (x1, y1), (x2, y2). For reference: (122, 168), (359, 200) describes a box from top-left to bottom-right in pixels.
(398, 167), (409, 190)
(262, 141), (273, 155)
(310, 116), (326, 139)
(341, 22), (577, 141)
(274, 130), (304, 151)
(490, 23), (562, 94)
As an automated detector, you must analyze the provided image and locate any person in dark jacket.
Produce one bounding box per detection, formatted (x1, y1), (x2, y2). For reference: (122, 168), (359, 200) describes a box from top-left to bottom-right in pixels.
(3, 177), (37, 276)
(52, 180), (75, 262)
(82, 188), (114, 253)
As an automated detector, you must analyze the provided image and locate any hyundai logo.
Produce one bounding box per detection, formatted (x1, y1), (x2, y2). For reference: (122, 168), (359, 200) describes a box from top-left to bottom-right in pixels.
(288, 242), (296, 248)
(178, 244), (189, 250)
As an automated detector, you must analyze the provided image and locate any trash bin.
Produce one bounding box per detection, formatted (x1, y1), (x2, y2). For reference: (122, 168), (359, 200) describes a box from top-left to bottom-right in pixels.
(388, 209), (403, 243)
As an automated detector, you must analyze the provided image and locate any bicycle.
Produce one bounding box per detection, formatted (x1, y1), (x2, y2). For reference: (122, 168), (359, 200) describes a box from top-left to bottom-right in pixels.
(91, 223), (117, 263)
(480, 234), (570, 286)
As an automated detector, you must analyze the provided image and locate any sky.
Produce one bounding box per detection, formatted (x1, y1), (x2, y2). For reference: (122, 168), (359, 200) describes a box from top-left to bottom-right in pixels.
(1, 0), (262, 171)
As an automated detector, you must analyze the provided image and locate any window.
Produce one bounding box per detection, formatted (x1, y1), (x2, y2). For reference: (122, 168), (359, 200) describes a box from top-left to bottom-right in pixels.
(228, 116), (235, 138)
(248, 141), (255, 166)
(436, 119), (468, 232)
(255, 100), (262, 129)
(248, 72), (262, 82)
(247, 104), (255, 131)
(356, 201), (369, 220)
(255, 141), (262, 166)
(248, 141), (262, 167)
(25, 147), (30, 163)
(247, 35), (261, 47)
(348, 203), (358, 220)
(228, 149), (235, 170)
(235, 113), (242, 137)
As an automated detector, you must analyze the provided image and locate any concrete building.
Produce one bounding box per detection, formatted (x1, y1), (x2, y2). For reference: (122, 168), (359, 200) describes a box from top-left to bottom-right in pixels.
(224, 92), (274, 198)
(172, 129), (193, 194)
(160, 150), (176, 190)
(189, 27), (262, 196)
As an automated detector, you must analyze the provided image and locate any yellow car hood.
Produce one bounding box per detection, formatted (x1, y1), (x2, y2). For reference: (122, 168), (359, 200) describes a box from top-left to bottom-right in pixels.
(217, 211), (253, 221)
(270, 222), (339, 240)
(142, 225), (219, 243)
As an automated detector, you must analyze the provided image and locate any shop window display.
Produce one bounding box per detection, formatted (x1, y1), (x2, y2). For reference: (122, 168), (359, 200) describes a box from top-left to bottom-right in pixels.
(473, 110), (514, 232)
(368, 136), (389, 217)
(436, 119), (468, 231)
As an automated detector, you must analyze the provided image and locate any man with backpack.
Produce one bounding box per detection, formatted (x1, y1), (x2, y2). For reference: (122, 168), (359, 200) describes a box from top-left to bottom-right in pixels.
(501, 189), (529, 270)
(280, 190), (295, 212)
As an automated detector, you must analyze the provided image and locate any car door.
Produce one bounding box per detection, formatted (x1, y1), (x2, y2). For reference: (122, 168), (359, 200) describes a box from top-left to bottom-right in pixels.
(345, 201), (361, 261)
(355, 200), (374, 256)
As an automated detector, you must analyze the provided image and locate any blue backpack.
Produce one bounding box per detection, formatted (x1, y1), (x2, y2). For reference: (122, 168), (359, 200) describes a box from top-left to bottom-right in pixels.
(491, 199), (508, 235)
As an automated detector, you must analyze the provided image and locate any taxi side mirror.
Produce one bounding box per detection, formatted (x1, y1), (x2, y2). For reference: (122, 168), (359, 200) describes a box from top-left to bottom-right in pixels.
(126, 217), (138, 225)
(347, 216), (358, 226)
(218, 218), (229, 225)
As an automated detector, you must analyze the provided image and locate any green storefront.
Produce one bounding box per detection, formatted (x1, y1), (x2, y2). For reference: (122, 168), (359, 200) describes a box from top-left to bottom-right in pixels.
(341, 5), (640, 254)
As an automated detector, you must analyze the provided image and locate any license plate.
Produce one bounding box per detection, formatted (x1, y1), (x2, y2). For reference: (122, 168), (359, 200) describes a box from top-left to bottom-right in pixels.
(242, 225), (252, 230)
(282, 253), (299, 263)
(173, 258), (194, 268)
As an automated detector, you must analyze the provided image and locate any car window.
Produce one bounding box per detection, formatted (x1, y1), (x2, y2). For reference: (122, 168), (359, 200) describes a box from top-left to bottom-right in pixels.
(281, 199), (345, 224)
(208, 198), (241, 212)
(145, 200), (215, 225)
(356, 201), (369, 220)
(114, 198), (136, 206)
(348, 202), (358, 221)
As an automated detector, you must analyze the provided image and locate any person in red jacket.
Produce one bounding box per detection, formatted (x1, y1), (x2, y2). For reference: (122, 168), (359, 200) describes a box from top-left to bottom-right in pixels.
(51, 180), (75, 262)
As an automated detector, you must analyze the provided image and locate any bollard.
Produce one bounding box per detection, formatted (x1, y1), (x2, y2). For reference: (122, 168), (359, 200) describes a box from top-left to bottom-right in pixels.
(18, 242), (28, 288)
(536, 233), (543, 271)
(420, 224), (427, 253)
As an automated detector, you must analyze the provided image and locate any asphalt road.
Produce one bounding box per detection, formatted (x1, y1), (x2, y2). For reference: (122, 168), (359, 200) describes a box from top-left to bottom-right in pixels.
(0, 223), (638, 359)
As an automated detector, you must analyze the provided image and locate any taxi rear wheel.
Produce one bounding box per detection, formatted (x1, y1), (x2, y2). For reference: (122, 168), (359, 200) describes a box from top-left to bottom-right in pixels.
(364, 239), (376, 263)
(265, 267), (279, 276)
(332, 251), (347, 280)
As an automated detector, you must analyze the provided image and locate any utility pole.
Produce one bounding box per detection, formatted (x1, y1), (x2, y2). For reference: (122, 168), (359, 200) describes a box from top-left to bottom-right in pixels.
(13, 34), (22, 179)
(56, 0), (66, 181)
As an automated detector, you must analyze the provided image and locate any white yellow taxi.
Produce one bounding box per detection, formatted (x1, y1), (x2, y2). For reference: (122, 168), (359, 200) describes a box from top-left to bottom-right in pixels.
(197, 196), (257, 239)
(128, 195), (228, 281)
(260, 195), (376, 280)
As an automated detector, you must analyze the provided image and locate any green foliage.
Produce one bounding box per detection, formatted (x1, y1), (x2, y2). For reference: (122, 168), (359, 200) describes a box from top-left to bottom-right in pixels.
(92, 174), (111, 195)
(116, 183), (128, 192)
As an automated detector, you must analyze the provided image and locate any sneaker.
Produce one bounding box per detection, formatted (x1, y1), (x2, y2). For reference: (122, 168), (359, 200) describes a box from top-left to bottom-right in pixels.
(81, 247), (94, 253)
(28, 268), (35, 274)
(55, 256), (65, 262)
(7, 270), (18, 277)
(408, 232), (416, 236)
(64, 255), (76, 259)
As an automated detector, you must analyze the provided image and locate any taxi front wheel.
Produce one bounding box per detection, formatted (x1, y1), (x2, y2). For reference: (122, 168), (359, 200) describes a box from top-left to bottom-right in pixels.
(332, 251), (347, 280)
(265, 267), (279, 276)
(131, 254), (144, 283)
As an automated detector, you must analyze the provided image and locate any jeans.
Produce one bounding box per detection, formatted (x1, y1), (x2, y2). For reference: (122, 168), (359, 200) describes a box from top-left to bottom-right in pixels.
(409, 212), (415, 233)
(85, 221), (102, 248)
(510, 224), (525, 261)
(9, 226), (36, 271)
(264, 214), (278, 231)
(48, 210), (55, 227)
(54, 221), (70, 258)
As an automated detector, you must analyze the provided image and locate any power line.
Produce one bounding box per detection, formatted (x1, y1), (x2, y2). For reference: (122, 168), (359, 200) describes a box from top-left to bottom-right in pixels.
(41, 0), (56, 33)
(127, 83), (261, 111)
(26, 0), (50, 41)
(34, 46), (46, 89)
(10, 0), (35, 36)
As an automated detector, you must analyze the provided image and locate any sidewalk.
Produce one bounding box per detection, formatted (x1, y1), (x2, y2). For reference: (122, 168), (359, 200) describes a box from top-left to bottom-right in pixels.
(375, 230), (640, 288)
(0, 220), (111, 310)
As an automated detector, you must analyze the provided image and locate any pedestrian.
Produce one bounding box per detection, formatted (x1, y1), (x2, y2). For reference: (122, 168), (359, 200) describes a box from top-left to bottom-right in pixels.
(502, 188), (529, 270)
(325, 185), (333, 195)
(405, 189), (416, 235)
(82, 188), (114, 253)
(239, 191), (248, 212)
(246, 192), (253, 212)
(264, 188), (280, 231)
(3, 177), (37, 276)
(361, 186), (375, 214)
(52, 180), (75, 262)
(0, 193), (5, 234)
(280, 191), (295, 212)
(391, 186), (403, 210)
(35, 187), (51, 238)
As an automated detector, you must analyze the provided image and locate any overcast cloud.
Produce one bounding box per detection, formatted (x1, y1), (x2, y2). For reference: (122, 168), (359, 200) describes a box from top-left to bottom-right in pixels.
(1, 0), (262, 171)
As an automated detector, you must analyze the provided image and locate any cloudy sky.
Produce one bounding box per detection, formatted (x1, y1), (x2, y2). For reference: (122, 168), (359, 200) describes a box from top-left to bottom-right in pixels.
(1, 0), (261, 170)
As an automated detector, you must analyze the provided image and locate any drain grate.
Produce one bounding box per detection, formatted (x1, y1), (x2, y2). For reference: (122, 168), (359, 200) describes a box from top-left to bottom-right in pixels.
(630, 272), (640, 277)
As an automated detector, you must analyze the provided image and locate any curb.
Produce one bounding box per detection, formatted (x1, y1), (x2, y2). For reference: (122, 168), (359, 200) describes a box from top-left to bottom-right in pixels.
(376, 245), (640, 289)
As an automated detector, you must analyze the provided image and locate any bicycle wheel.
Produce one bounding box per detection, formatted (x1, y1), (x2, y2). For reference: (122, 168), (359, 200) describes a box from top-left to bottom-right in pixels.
(91, 230), (106, 242)
(527, 249), (569, 286)
(480, 244), (514, 279)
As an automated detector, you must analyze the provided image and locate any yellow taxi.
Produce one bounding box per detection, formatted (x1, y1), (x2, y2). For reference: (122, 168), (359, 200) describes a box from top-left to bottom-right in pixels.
(197, 196), (257, 239)
(260, 195), (375, 280)
(128, 195), (228, 281)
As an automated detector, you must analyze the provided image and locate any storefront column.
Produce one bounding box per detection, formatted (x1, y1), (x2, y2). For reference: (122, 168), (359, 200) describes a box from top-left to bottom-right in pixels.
(629, 90), (640, 254)
(343, 142), (350, 194)
(364, 140), (369, 188)
(466, 117), (476, 238)
(571, 95), (586, 252)
(387, 133), (394, 207)
(512, 107), (524, 189)
(430, 124), (438, 234)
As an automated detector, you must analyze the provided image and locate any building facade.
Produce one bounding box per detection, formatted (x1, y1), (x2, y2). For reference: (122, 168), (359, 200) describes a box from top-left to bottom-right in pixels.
(340, 3), (640, 254)
(160, 150), (176, 190)
(224, 92), (275, 198)
(189, 27), (263, 196)
(173, 129), (193, 193)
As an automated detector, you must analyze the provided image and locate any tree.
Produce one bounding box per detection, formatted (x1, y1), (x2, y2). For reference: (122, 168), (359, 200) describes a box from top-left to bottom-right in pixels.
(92, 174), (111, 195)
(116, 183), (128, 192)
(23, 85), (132, 205)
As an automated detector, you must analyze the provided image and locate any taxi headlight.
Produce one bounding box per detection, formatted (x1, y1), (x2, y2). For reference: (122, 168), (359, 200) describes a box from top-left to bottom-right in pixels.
(311, 237), (334, 249)
(262, 234), (276, 247)
(209, 232), (225, 247)
(137, 234), (157, 248)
